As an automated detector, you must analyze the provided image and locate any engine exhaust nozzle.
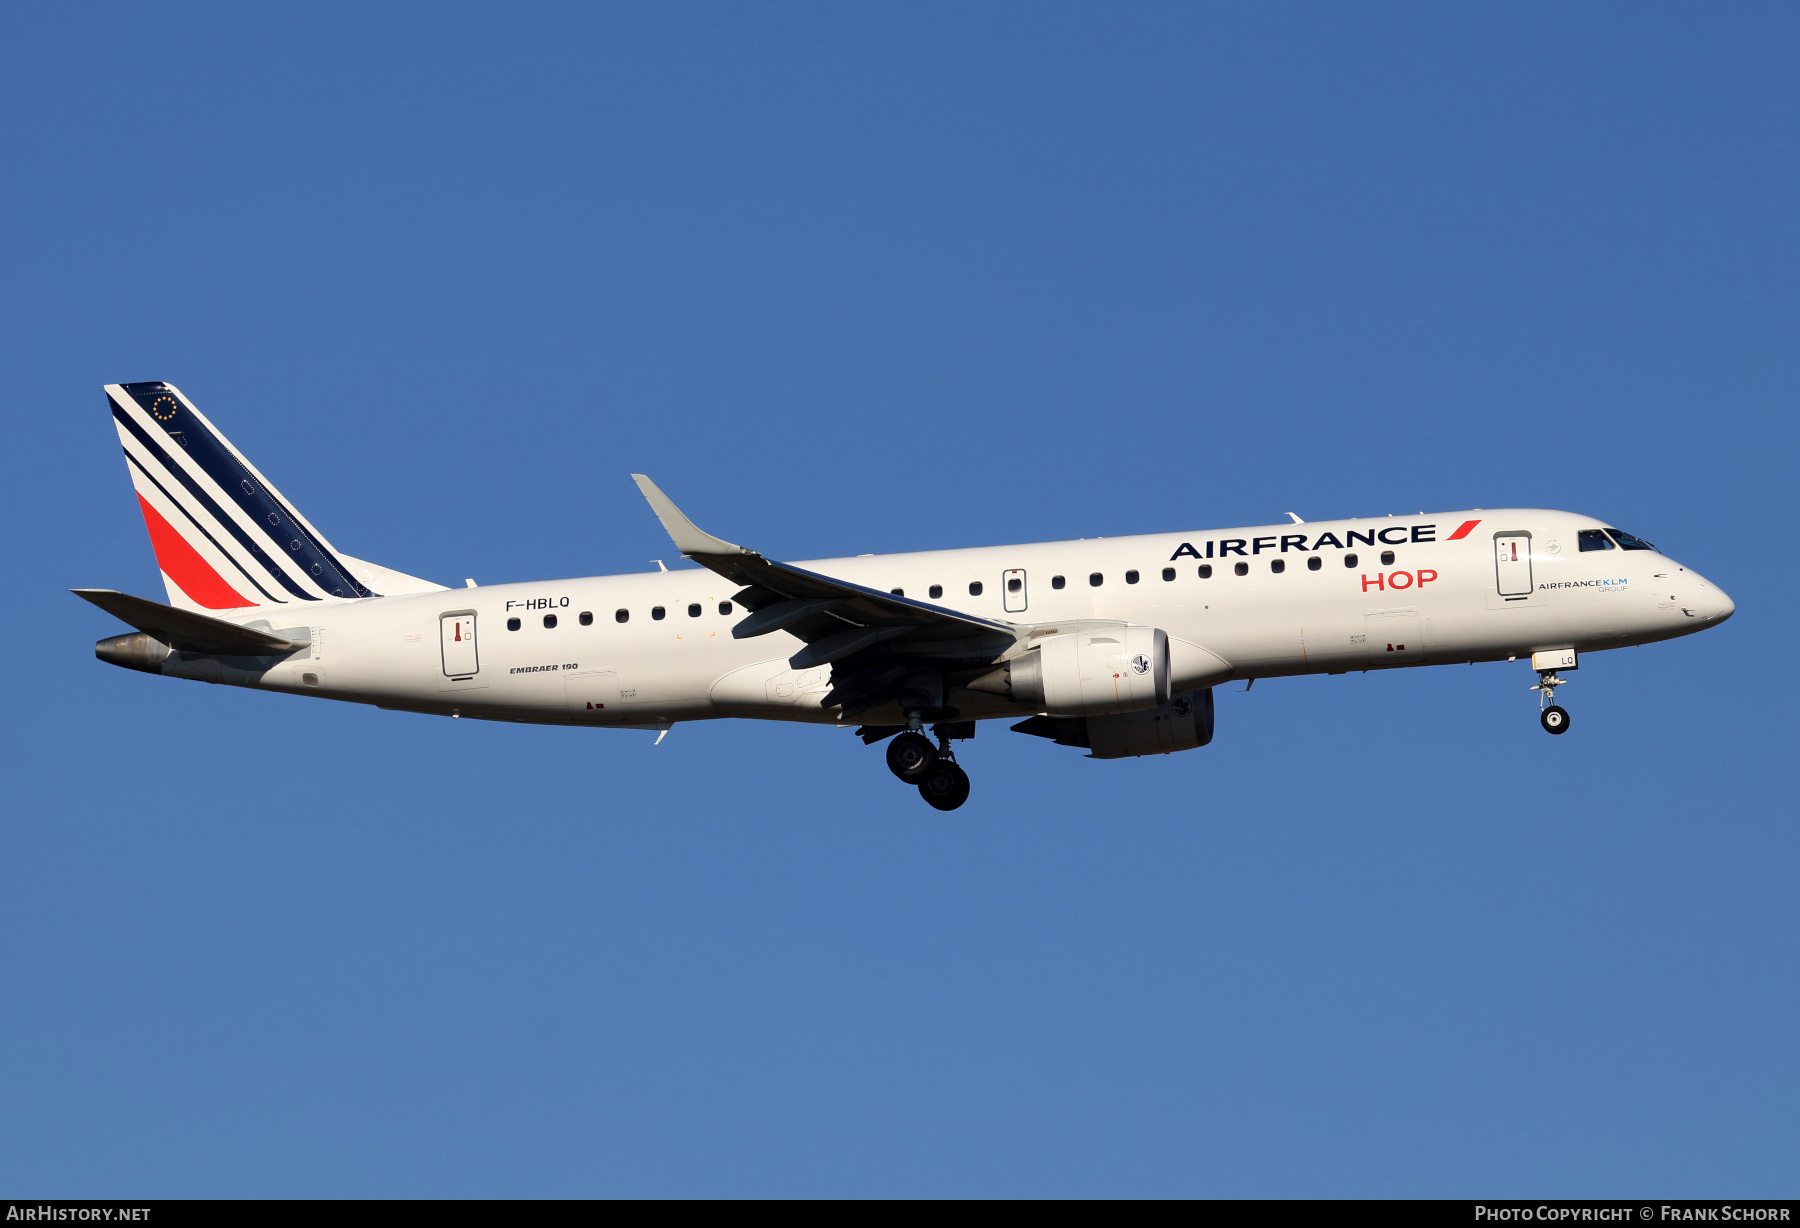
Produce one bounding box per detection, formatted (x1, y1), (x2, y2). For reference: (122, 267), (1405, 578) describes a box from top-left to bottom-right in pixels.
(968, 650), (1044, 706)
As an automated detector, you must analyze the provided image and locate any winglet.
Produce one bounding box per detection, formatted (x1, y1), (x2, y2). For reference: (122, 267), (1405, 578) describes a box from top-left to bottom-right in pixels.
(631, 475), (754, 558)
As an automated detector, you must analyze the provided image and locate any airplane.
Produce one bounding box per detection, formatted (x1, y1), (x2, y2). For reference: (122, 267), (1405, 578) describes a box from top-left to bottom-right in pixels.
(78, 381), (1736, 811)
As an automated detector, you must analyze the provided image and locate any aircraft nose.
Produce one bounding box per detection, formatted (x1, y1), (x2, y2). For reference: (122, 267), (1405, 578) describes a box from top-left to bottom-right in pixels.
(1690, 571), (1735, 623)
(1711, 585), (1736, 623)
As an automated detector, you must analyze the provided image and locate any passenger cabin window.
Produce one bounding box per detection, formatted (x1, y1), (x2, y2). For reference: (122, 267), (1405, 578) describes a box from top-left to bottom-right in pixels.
(1051, 575), (1066, 589)
(579, 611), (593, 626)
(929, 584), (942, 599)
(891, 588), (904, 596)
(1089, 573), (1103, 587)
(1307, 556), (1321, 571)
(1125, 570), (1139, 584)
(1344, 553), (1358, 568)
(543, 613), (557, 628)
(507, 617), (521, 631)
(968, 581), (983, 596)
(1270, 559), (1285, 574)
(1007, 576), (1022, 592)
(1199, 564), (1213, 579)
(1579, 529), (1614, 552)
(1162, 567), (1175, 582)
(687, 603), (701, 617)
(1380, 550), (1395, 565)
(718, 601), (733, 615)
(1234, 562), (1248, 576)
(615, 609), (629, 623)
(1607, 529), (1657, 551)
(652, 606), (666, 620)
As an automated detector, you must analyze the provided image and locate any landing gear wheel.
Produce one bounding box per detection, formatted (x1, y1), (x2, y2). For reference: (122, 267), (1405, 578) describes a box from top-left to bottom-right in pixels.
(918, 761), (971, 811)
(886, 731), (938, 781)
(1541, 705), (1570, 735)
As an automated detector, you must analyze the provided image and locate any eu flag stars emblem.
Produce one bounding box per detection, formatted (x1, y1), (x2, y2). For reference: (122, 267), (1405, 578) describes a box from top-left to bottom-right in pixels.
(149, 394), (179, 421)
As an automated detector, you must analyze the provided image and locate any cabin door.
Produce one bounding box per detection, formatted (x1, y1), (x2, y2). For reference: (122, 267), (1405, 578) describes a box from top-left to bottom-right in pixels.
(1494, 532), (1533, 599)
(440, 613), (479, 678)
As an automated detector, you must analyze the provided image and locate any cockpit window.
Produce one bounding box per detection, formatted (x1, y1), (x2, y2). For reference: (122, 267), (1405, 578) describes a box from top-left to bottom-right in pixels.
(1578, 529), (1614, 551)
(1606, 528), (1656, 551)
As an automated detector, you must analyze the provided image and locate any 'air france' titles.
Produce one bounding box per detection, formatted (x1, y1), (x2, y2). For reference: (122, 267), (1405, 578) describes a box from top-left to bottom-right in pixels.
(1167, 518), (1483, 562)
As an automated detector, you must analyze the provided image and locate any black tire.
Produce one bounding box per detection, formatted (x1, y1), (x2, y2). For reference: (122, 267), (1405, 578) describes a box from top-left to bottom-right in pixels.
(918, 761), (971, 811)
(1541, 705), (1570, 735)
(886, 731), (937, 781)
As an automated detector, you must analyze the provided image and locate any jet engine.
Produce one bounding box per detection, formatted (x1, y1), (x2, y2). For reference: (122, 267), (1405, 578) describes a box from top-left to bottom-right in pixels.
(970, 625), (1170, 716)
(1012, 689), (1214, 759)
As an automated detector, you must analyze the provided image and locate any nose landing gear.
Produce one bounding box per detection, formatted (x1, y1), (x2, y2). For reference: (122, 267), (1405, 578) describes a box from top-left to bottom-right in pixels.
(1533, 670), (1572, 735)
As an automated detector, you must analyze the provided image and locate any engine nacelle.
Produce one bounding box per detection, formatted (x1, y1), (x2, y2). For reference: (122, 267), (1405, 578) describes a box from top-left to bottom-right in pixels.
(971, 625), (1170, 717)
(1088, 689), (1213, 758)
(1012, 689), (1214, 759)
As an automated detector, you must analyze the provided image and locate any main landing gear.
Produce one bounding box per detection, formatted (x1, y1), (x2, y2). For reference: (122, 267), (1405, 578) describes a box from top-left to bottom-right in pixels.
(1533, 670), (1571, 735)
(883, 721), (972, 810)
(886, 731), (936, 780)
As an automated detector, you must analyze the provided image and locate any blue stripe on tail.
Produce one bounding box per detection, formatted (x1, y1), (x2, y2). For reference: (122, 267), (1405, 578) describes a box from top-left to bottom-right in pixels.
(123, 449), (288, 605)
(115, 383), (376, 600)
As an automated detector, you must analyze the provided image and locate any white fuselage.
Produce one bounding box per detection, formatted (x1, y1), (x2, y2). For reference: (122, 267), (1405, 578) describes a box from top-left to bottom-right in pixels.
(173, 509), (1733, 729)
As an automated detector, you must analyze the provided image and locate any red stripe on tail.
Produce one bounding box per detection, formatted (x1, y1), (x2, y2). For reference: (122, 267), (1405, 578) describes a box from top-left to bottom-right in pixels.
(1446, 519), (1482, 541)
(136, 494), (251, 609)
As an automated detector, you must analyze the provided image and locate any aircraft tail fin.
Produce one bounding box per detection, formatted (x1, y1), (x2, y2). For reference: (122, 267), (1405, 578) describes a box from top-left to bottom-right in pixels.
(104, 382), (445, 613)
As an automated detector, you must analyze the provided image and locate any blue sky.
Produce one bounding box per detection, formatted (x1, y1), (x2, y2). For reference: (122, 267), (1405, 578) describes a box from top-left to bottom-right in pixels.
(2, 3), (1795, 1196)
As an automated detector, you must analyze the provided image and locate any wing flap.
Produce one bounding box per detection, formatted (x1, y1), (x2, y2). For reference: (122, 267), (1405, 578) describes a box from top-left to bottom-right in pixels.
(732, 597), (845, 640)
(788, 625), (910, 670)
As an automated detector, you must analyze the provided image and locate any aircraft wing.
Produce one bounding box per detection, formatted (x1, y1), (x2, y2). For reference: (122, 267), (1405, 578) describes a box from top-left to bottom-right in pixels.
(633, 475), (1018, 718)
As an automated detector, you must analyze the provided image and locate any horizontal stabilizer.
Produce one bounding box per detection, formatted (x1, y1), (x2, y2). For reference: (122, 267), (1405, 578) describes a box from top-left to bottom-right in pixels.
(71, 589), (307, 653)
